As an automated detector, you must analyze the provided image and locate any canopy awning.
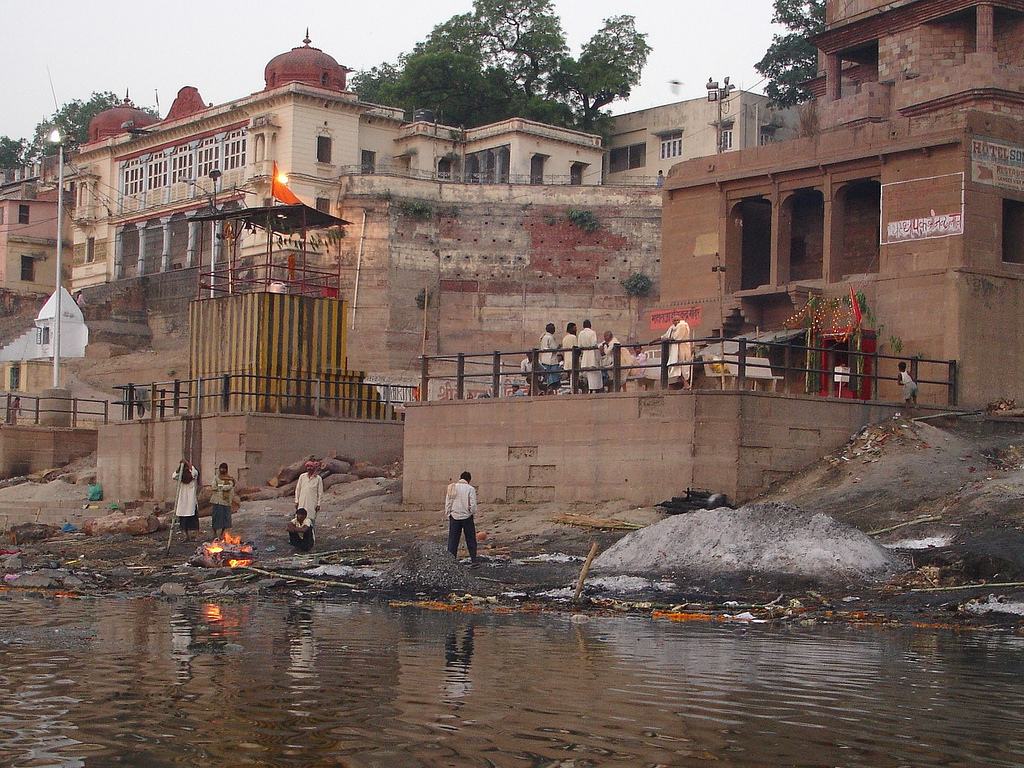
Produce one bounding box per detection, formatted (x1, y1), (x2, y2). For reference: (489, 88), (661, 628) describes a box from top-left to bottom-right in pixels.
(192, 203), (349, 233)
(699, 329), (806, 359)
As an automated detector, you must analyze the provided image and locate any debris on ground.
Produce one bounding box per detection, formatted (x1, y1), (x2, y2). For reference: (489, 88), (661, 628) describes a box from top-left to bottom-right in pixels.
(551, 513), (644, 531)
(592, 502), (901, 582)
(369, 541), (475, 594)
(656, 488), (730, 514)
(82, 511), (160, 537)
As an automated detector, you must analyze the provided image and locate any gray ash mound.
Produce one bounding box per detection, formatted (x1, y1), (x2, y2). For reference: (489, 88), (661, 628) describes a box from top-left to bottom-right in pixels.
(369, 541), (475, 594)
(592, 502), (903, 583)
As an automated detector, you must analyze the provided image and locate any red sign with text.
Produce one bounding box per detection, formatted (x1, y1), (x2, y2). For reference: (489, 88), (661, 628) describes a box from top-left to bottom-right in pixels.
(649, 305), (702, 330)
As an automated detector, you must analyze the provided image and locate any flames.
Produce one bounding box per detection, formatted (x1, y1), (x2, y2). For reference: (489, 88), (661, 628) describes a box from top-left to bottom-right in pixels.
(194, 532), (255, 568)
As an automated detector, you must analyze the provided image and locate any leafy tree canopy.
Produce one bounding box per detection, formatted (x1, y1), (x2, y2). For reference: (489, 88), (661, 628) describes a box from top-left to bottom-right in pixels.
(353, 0), (649, 132)
(755, 0), (826, 108)
(0, 136), (26, 169)
(2, 92), (160, 166)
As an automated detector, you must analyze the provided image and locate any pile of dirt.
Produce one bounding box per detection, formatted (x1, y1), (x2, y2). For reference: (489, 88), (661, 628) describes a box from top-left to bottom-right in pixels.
(592, 502), (902, 583)
(369, 541), (475, 594)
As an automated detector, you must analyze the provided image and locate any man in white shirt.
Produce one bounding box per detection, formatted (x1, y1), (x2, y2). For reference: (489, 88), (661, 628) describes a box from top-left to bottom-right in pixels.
(295, 460), (324, 525)
(538, 323), (560, 394)
(578, 319), (602, 393)
(445, 471), (480, 567)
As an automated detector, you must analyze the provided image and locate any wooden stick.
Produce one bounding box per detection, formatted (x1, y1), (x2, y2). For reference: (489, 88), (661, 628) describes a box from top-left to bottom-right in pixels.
(240, 565), (359, 589)
(909, 581), (1024, 593)
(553, 514), (644, 531)
(573, 541), (600, 602)
(868, 516), (942, 536)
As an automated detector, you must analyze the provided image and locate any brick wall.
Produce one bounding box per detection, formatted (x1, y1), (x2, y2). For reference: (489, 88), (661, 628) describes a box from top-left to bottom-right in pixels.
(336, 178), (662, 375)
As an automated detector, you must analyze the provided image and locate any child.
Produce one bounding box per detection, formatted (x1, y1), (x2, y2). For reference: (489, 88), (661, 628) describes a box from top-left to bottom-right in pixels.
(898, 362), (918, 408)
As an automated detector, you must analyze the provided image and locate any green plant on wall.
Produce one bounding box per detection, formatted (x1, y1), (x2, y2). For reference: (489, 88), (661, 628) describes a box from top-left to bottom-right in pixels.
(621, 272), (653, 297)
(566, 208), (600, 234)
(396, 200), (434, 220)
(415, 288), (433, 310)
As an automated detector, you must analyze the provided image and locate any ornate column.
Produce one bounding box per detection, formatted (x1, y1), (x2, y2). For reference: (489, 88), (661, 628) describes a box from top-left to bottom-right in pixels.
(186, 219), (198, 267)
(136, 222), (148, 276)
(113, 225), (124, 279)
(160, 216), (173, 272)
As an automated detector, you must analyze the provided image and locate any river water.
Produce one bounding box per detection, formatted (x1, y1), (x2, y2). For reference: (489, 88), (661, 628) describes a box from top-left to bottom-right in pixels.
(1, 595), (1022, 768)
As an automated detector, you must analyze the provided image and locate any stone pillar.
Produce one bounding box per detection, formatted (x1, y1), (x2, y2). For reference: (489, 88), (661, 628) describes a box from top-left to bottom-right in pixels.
(822, 179), (837, 284)
(160, 216), (172, 272)
(825, 53), (841, 102)
(136, 222), (147, 276)
(186, 220), (198, 267)
(769, 187), (782, 287)
(163, 148), (174, 206)
(113, 225), (124, 279)
(977, 4), (995, 53)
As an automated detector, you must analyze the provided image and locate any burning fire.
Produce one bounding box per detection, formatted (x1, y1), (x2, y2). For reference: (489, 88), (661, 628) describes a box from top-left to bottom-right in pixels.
(195, 532), (255, 568)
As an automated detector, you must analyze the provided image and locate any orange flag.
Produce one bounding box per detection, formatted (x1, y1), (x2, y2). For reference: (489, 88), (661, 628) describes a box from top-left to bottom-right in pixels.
(272, 162), (302, 205)
(849, 285), (862, 326)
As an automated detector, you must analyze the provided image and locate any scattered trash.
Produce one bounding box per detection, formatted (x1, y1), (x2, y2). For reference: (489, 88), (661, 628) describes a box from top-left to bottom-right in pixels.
(657, 488), (730, 514)
(61, 523), (77, 533)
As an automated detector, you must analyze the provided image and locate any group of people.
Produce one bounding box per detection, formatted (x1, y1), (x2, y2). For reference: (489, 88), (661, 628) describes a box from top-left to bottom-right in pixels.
(531, 314), (694, 394)
(171, 457), (325, 553)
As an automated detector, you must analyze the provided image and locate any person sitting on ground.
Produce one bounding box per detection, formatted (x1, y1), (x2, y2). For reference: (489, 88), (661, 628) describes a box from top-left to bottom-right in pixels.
(287, 508), (315, 552)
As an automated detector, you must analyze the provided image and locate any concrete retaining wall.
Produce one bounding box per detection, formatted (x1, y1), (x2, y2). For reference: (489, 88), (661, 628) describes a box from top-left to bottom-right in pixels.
(98, 413), (404, 503)
(0, 425), (97, 478)
(403, 391), (902, 507)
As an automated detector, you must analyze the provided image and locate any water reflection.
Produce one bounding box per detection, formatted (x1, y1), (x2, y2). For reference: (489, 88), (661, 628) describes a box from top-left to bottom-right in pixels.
(0, 596), (1022, 767)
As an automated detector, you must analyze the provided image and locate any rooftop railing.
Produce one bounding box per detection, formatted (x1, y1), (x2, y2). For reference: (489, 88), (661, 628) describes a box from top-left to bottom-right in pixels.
(2, 392), (109, 428)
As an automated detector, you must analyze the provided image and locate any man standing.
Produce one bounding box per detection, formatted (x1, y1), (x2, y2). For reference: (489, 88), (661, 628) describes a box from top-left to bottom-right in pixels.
(651, 315), (693, 389)
(600, 330), (635, 392)
(210, 462), (235, 539)
(560, 322), (579, 387)
(538, 323), (560, 394)
(445, 471), (480, 567)
(295, 460), (324, 525)
(578, 319), (602, 393)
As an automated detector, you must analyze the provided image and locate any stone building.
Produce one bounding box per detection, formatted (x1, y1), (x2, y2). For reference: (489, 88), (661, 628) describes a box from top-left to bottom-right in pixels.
(64, 36), (661, 378)
(68, 35), (605, 293)
(605, 91), (799, 186)
(0, 181), (61, 295)
(660, 0), (1024, 408)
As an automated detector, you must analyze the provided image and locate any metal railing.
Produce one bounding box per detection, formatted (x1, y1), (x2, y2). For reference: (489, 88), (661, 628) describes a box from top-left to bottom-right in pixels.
(337, 164), (656, 188)
(2, 392), (109, 427)
(112, 374), (414, 423)
(197, 262), (340, 298)
(419, 335), (958, 406)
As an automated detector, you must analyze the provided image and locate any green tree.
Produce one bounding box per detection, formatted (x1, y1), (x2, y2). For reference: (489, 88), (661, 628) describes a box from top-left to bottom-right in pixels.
(755, 0), (826, 108)
(0, 136), (26, 168)
(27, 91), (159, 160)
(353, 0), (649, 131)
(552, 15), (651, 131)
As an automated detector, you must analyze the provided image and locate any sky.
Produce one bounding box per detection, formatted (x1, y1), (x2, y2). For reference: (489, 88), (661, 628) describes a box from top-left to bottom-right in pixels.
(0, 0), (783, 141)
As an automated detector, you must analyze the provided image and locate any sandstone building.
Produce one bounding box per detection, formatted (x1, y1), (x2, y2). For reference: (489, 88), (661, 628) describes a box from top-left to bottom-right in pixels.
(65, 36), (661, 378)
(660, 0), (1024, 408)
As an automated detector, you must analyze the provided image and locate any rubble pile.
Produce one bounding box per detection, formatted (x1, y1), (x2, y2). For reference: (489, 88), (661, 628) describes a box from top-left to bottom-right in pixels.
(828, 419), (929, 466)
(370, 542), (475, 594)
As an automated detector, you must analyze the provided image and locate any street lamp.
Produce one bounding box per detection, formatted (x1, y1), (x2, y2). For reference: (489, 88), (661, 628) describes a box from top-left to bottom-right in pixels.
(706, 76), (736, 154)
(48, 128), (64, 388)
(208, 168), (222, 298)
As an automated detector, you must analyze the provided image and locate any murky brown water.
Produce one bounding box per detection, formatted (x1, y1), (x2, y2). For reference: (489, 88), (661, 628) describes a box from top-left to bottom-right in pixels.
(1, 595), (1022, 767)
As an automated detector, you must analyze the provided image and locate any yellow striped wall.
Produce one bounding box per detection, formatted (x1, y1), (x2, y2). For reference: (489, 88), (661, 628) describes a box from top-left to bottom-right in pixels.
(187, 294), (396, 419)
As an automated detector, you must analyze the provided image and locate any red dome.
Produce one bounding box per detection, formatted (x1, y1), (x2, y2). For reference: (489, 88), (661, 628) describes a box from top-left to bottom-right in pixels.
(264, 34), (350, 93)
(88, 97), (160, 143)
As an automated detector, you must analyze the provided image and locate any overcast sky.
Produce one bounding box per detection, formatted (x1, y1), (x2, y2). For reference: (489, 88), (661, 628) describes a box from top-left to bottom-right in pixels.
(0, 0), (783, 140)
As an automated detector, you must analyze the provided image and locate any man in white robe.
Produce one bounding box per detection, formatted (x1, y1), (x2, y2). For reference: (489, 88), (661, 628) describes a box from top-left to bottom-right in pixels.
(600, 331), (635, 391)
(652, 315), (693, 388)
(577, 319), (602, 393)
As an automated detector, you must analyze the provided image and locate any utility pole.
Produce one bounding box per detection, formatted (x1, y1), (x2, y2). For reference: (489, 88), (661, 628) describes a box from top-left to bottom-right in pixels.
(706, 77), (736, 154)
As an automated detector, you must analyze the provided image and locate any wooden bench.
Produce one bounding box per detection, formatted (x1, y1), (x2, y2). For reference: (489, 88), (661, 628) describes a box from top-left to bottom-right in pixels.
(702, 354), (783, 392)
